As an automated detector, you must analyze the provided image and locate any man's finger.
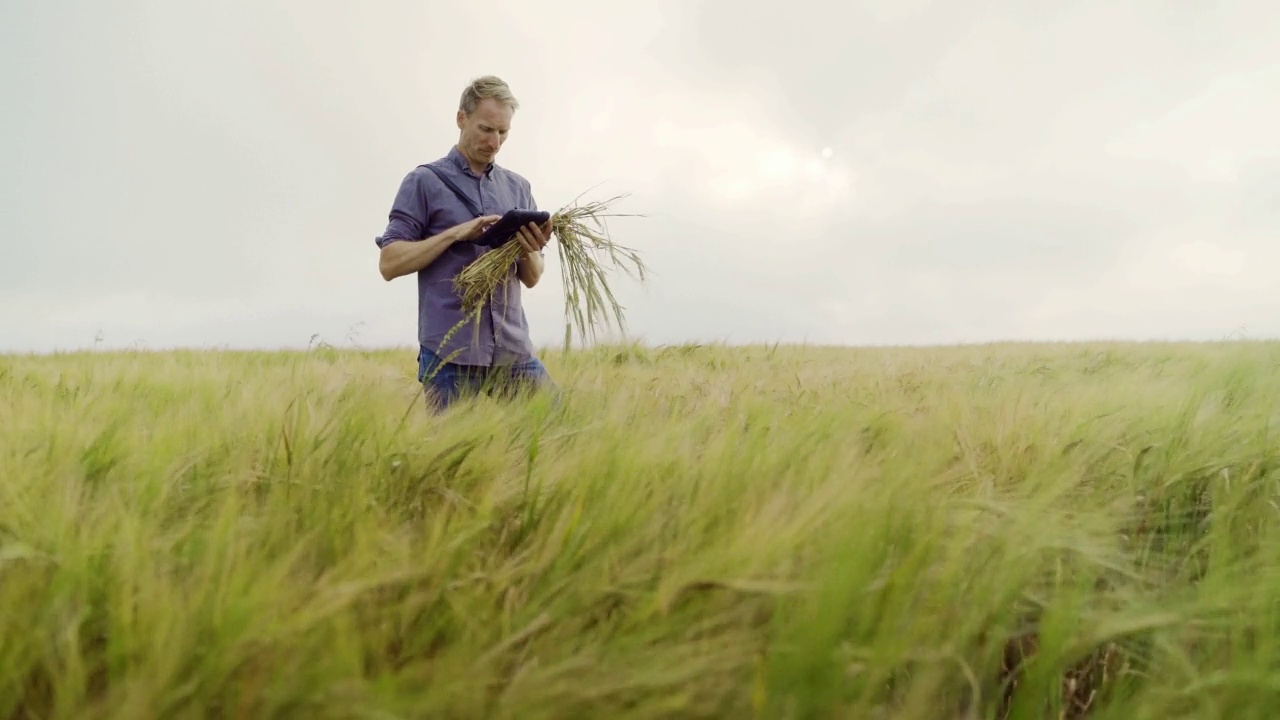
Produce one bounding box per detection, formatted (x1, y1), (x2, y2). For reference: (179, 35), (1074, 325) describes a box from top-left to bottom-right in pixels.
(516, 227), (536, 253)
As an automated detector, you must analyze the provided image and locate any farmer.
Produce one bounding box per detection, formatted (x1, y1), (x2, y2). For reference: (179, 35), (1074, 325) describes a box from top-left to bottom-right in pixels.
(374, 75), (559, 412)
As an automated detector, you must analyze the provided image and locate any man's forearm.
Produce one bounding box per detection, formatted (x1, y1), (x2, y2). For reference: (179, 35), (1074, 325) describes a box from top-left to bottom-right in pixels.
(517, 251), (544, 287)
(379, 230), (457, 281)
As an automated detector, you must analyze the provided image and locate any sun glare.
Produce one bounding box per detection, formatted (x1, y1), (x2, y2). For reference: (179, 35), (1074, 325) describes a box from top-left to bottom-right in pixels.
(705, 143), (852, 206)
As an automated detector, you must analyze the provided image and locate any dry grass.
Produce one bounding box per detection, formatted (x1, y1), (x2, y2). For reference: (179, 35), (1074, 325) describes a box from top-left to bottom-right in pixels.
(452, 190), (647, 349)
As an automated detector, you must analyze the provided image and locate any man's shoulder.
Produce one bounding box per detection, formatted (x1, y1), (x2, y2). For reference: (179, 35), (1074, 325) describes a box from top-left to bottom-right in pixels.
(407, 157), (450, 179)
(390, 161), (443, 191)
(492, 164), (532, 190)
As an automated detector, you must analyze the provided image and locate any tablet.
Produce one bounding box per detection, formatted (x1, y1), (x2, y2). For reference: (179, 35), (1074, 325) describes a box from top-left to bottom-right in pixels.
(473, 208), (552, 248)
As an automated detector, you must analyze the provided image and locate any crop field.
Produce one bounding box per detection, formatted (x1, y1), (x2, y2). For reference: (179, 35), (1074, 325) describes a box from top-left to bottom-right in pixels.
(2, 341), (1279, 719)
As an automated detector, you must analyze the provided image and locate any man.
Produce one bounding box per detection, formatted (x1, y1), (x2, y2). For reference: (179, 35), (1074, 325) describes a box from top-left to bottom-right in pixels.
(374, 76), (558, 412)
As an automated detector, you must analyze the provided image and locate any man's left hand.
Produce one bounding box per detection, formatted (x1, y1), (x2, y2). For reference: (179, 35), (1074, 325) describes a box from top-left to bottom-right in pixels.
(516, 219), (552, 256)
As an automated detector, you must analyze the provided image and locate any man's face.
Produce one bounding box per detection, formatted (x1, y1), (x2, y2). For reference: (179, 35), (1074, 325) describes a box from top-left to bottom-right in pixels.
(457, 98), (513, 169)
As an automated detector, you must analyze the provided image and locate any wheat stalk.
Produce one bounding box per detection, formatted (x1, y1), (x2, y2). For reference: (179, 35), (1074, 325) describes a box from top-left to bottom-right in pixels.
(452, 189), (646, 349)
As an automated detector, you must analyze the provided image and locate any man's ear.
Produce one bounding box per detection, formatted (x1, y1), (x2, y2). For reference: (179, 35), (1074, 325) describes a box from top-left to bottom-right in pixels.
(456, 110), (465, 130)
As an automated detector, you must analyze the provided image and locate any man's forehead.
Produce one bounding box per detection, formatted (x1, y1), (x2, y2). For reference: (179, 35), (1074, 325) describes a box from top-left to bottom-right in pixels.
(471, 99), (513, 127)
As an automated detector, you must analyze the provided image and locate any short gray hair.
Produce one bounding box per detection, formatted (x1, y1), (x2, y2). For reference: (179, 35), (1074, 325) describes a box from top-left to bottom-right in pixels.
(458, 75), (519, 115)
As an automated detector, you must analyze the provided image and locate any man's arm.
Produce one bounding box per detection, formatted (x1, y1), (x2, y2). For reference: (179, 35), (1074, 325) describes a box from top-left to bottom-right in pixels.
(515, 219), (552, 288)
(374, 168), (496, 281)
(379, 230), (457, 282)
(380, 215), (501, 281)
(516, 247), (544, 288)
(515, 182), (550, 288)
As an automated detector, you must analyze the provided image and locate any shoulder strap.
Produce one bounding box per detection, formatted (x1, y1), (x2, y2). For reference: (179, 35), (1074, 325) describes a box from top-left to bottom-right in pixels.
(420, 164), (482, 218)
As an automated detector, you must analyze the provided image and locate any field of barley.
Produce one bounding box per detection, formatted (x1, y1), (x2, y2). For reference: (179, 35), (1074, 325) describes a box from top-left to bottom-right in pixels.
(2, 340), (1279, 719)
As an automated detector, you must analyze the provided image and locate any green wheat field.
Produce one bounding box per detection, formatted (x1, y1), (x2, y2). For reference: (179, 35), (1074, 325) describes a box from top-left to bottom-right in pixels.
(3, 340), (1279, 719)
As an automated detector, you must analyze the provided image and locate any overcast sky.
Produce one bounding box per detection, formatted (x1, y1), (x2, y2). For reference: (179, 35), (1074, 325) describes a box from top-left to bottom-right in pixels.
(3, 0), (1278, 353)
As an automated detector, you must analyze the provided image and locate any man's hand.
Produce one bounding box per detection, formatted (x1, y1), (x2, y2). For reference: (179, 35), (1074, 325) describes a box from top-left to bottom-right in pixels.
(515, 219), (551, 288)
(515, 219), (552, 255)
(453, 214), (503, 243)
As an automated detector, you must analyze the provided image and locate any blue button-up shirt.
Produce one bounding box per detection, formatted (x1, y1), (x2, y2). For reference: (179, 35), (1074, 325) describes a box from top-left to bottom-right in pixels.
(375, 146), (541, 366)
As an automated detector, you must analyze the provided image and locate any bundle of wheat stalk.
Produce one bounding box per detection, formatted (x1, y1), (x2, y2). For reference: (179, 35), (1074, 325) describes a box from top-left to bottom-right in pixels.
(452, 189), (647, 349)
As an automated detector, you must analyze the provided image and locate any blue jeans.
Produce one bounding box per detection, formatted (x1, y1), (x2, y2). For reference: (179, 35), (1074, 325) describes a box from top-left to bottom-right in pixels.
(417, 347), (559, 412)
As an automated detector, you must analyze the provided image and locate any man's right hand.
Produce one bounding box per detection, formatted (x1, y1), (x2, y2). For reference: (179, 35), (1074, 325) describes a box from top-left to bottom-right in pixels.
(452, 215), (502, 243)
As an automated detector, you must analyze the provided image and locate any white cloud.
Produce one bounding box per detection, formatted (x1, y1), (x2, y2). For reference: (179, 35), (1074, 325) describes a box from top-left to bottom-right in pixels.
(1103, 64), (1280, 184)
(648, 118), (856, 211)
(3, 0), (1280, 353)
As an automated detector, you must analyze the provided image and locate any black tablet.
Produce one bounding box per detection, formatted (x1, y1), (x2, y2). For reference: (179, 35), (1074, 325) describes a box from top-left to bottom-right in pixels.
(474, 208), (551, 248)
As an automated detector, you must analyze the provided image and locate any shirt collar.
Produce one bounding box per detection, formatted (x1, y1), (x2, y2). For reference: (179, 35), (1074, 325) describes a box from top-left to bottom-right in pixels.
(448, 145), (494, 177)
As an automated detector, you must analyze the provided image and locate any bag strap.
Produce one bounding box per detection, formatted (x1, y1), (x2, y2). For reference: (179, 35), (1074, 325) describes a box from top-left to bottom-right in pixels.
(420, 164), (482, 218)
